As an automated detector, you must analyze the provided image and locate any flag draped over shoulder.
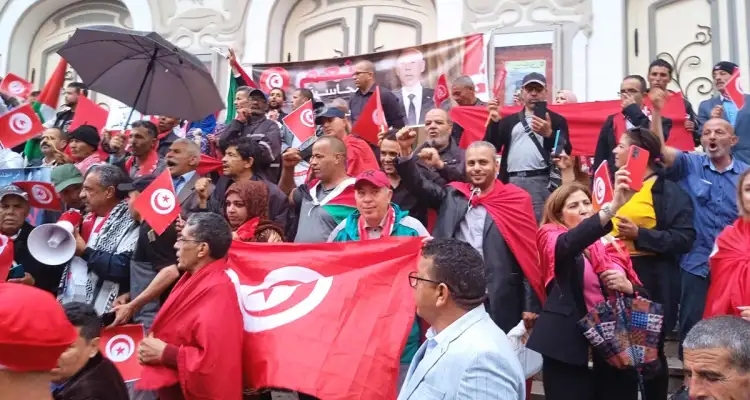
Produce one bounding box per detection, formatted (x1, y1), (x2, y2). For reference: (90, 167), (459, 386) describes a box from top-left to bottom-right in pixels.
(225, 237), (422, 400)
(705, 219), (750, 318)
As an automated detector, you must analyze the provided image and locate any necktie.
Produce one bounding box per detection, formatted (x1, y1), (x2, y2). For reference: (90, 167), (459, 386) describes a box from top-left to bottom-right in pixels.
(173, 176), (185, 192)
(407, 93), (417, 125)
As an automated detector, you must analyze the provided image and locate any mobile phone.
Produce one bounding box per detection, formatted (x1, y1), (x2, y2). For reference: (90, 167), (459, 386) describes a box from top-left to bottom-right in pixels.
(551, 130), (566, 156)
(533, 101), (548, 120)
(625, 145), (650, 191)
(299, 141), (315, 161)
(100, 311), (117, 327)
(7, 264), (24, 280)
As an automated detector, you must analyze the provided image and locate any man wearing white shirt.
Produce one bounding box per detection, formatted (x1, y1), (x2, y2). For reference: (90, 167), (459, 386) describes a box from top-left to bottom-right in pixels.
(394, 48), (434, 125)
(399, 238), (525, 400)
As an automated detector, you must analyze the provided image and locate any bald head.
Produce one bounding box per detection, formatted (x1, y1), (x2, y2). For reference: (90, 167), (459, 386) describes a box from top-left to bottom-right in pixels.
(355, 60), (375, 73)
(467, 140), (497, 154)
(453, 76), (475, 90)
(315, 135), (347, 156)
(704, 117), (734, 134)
(330, 98), (349, 115)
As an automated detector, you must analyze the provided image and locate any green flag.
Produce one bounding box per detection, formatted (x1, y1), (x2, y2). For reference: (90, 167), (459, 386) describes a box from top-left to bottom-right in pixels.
(225, 75), (237, 125)
(22, 102), (46, 162)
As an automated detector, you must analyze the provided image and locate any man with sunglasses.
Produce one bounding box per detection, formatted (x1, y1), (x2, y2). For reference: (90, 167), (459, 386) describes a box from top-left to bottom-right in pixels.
(399, 238), (524, 400)
(137, 212), (243, 400)
(593, 74), (673, 179)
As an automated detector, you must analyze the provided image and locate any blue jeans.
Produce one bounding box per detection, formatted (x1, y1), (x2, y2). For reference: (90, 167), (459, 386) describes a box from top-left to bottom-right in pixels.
(678, 268), (710, 359)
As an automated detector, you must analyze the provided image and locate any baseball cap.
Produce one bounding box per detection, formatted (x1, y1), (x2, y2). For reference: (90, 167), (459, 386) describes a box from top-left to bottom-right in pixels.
(117, 174), (155, 193)
(713, 61), (738, 75)
(0, 184), (28, 202)
(50, 164), (84, 193)
(248, 88), (268, 101)
(315, 107), (347, 125)
(354, 170), (391, 189)
(0, 283), (78, 372)
(522, 72), (547, 88)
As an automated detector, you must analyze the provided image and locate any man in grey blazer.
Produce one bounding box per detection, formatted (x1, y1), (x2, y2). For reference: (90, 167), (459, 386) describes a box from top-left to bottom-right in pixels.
(165, 138), (212, 217)
(399, 239), (525, 400)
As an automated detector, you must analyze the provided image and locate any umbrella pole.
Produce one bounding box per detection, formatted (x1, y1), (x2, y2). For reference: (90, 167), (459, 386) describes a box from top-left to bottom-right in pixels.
(124, 48), (159, 128)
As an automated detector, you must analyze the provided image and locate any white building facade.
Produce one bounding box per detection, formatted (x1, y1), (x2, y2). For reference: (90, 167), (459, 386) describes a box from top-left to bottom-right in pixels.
(0, 0), (744, 111)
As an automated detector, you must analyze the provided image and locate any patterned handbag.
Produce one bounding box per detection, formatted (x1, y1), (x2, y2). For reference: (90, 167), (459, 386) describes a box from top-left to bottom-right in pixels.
(577, 293), (664, 374)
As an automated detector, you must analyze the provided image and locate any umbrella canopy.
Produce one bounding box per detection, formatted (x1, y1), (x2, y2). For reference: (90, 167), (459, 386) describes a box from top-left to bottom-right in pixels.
(58, 25), (224, 122)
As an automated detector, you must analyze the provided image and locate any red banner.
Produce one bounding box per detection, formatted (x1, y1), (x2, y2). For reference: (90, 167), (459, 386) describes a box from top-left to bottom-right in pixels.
(250, 34), (486, 125)
(226, 237), (421, 399)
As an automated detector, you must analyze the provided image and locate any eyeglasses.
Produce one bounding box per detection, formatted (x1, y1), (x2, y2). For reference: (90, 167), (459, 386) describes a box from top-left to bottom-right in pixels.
(176, 238), (203, 244)
(408, 271), (445, 289)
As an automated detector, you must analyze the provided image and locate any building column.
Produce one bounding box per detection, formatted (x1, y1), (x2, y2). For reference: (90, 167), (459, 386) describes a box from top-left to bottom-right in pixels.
(435, 0), (464, 40)
(583, 0), (626, 101)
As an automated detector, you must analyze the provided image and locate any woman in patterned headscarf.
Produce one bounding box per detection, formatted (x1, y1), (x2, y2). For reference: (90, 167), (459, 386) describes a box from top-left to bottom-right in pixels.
(225, 180), (284, 242)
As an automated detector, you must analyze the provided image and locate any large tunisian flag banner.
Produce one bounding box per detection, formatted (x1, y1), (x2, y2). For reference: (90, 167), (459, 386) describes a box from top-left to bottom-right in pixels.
(225, 237), (422, 399)
(249, 34), (487, 114)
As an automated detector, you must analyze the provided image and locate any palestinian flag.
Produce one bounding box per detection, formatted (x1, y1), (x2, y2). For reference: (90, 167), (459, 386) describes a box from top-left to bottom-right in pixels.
(302, 178), (357, 224)
(224, 73), (237, 125)
(225, 57), (258, 124)
(23, 57), (67, 160)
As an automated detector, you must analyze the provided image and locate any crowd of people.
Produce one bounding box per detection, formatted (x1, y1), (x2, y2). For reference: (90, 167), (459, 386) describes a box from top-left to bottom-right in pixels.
(1, 45), (750, 400)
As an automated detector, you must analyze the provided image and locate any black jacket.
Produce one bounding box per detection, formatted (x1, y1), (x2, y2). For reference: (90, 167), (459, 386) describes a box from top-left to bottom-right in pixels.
(53, 353), (129, 400)
(526, 216), (649, 366)
(484, 110), (572, 183)
(593, 111), (672, 179)
(395, 155), (536, 332)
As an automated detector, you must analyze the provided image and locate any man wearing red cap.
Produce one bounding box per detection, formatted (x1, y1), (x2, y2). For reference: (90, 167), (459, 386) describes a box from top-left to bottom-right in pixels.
(0, 283), (77, 400)
(327, 169), (428, 392)
(328, 169), (428, 241)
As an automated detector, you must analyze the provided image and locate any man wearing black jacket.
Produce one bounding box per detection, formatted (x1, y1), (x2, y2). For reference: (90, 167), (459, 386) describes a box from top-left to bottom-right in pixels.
(484, 72), (571, 222)
(593, 75), (672, 178)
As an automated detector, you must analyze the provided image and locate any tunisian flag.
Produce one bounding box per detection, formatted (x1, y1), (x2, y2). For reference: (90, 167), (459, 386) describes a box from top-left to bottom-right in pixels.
(282, 100), (316, 143)
(225, 237), (422, 399)
(132, 170), (181, 235)
(351, 87), (387, 145)
(0, 73), (33, 99)
(0, 104), (45, 149)
(704, 219), (750, 318)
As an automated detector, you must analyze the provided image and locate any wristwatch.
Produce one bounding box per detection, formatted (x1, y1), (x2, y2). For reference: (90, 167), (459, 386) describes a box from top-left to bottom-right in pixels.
(601, 202), (615, 218)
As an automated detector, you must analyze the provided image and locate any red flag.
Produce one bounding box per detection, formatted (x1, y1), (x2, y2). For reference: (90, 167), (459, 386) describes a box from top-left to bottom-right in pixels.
(643, 92), (693, 150)
(0, 235), (13, 283)
(13, 181), (63, 211)
(351, 87), (386, 145)
(493, 68), (507, 100)
(230, 58), (259, 89)
(705, 219), (750, 318)
(226, 237), (421, 399)
(462, 34), (486, 94)
(132, 170), (181, 235)
(0, 73), (33, 99)
(726, 67), (746, 110)
(196, 154), (223, 175)
(69, 96), (109, 132)
(0, 104), (45, 149)
(451, 100), (623, 155)
(591, 161), (613, 212)
(282, 100), (315, 143)
(100, 324), (144, 382)
(433, 74), (449, 108)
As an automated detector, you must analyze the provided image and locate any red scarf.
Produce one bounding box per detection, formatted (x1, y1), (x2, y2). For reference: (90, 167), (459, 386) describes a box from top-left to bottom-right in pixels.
(157, 129), (172, 140)
(235, 217), (260, 242)
(448, 180), (544, 301)
(0, 235), (14, 282)
(612, 113), (628, 145)
(537, 223), (641, 303)
(704, 218), (750, 318)
(125, 150), (160, 178)
(357, 206), (395, 240)
(80, 212), (109, 243)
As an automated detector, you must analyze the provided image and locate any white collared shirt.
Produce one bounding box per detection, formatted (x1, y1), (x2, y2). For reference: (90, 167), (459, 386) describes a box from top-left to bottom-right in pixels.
(402, 84), (423, 123)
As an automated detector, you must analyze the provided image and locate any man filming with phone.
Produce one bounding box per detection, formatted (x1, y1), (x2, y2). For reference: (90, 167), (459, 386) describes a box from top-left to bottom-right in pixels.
(484, 72), (571, 222)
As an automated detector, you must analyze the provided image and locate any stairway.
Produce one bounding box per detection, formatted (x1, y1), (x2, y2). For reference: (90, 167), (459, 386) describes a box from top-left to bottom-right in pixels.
(529, 333), (685, 399)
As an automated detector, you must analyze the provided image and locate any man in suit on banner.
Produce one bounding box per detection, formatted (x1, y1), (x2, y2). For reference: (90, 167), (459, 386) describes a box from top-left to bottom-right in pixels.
(394, 48), (435, 125)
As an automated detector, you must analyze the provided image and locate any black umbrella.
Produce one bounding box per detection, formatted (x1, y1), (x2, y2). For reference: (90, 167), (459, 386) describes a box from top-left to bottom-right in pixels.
(57, 25), (224, 122)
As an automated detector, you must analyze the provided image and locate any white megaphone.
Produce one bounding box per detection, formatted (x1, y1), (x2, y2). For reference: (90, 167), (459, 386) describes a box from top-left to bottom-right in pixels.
(28, 210), (82, 265)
